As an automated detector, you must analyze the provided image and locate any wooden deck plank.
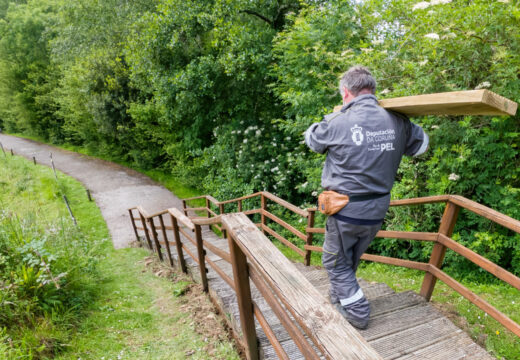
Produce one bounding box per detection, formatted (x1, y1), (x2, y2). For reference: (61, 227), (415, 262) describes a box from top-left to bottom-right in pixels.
(361, 304), (444, 341)
(368, 317), (463, 359)
(396, 333), (494, 360)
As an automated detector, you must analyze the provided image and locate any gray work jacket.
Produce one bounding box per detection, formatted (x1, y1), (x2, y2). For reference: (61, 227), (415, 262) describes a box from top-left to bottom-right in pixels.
(305, 94), (428, 221)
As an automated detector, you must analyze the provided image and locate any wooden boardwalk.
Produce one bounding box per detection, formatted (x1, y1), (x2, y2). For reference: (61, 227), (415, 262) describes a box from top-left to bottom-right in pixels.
(155, 223), (494, 359)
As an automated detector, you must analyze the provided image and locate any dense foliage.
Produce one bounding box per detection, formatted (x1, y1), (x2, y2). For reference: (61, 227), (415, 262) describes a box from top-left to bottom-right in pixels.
(0, 0), (518, 277)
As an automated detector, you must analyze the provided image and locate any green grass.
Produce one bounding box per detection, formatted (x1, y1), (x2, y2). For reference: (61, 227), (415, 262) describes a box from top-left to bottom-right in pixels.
(0, 153), (239, 359)
(53, 249), (239, 360)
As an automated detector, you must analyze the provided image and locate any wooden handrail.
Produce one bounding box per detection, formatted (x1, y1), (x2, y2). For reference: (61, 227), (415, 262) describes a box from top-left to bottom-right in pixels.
(222, 212), (383, 359)
(261, 191), (309, 217)
(168, 208), (194, 230)
(449, 195), (520, 234)
(130, 192), (520, 344)
(218, 191), (262, 205)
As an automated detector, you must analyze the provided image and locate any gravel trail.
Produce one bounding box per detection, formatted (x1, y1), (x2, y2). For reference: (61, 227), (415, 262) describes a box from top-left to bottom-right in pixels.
(0, 134), (182, 248)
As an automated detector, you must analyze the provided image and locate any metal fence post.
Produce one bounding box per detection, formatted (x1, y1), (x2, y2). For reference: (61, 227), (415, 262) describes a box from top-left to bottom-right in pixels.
(420, 201), (460, 300)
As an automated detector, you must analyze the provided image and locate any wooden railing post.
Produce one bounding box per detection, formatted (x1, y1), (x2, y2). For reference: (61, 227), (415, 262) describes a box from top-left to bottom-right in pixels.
(170, 214), (187, 273)
(238, 199), (243, 212)
(304, 210), (315, 266)
(128, 209), (140, 243)
(139, 213), (154, 250)
(148, 218), (164, 262)
(194, 224), (209, 292)
(228, 231), (259, 360)
(158, 214), (174, 267)
(260, 194), (267, 235)
(182, 200), (188, 217)
(206, 198), (212, 230)
(219, 203), (227, 239)
(420, 201), (460, 300)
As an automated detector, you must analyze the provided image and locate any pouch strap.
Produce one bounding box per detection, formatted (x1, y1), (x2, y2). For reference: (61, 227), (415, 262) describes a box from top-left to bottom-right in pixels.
(348, 192), (390, 202)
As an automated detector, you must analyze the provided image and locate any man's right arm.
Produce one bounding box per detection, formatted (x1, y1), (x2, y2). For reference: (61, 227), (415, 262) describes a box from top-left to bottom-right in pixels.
(304, 117), (333, 154)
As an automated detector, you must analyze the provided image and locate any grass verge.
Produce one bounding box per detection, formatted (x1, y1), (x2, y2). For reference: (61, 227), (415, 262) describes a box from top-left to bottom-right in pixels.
(0, 152), (239, 359)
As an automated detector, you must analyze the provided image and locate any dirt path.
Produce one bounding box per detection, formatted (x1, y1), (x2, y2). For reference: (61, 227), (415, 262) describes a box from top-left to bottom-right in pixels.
(0, 134), (181, 248)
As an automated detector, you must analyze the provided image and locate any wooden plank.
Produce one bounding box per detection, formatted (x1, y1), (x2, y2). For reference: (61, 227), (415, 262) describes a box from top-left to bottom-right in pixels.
(376, 230), (437, 242)
(158, 214), (174, 267)
(368, 291), (424, 318)
(389, 195), (450, 206)
(168, 207), (195, 230)
(203, 239), (231, 263)
(437, 234), (520, 291)
(380, 90), (517, 116)
(304, 210), (315, 266)
(262, 224), (305, 257)
(249, 268), (320, 360)
(361, 303), (444, 342)
(421, 202), (460, 300)
(305, 229), (438, 242)
(449, 195), (520, 234)
(228, 232), (259, 360)
(334, 90), (517, 116)
(261, 191), (309, 217)
(262, 210), (307, 241)
(369, 317), (461, 359)
(261, 338), (305, 360)
(253, 303), (290, 360)
(429, 265), (520, 337)
(396, 333), (495, 360)
(361, 254), (430, 272)
(222, 213), (383, 360)
(191, 215), (222, 226)
(219, 192), (262, 205)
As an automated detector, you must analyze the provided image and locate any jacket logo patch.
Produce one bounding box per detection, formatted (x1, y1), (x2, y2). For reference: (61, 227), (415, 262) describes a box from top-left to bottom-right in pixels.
(350, 124), (364, 146)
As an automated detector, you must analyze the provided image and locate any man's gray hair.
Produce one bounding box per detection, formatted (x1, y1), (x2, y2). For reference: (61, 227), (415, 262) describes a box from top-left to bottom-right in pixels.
(339, 66), (376, 96)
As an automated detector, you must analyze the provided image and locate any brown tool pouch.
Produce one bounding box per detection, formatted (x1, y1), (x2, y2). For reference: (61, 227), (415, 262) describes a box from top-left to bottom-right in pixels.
(318, 191), (350, 215)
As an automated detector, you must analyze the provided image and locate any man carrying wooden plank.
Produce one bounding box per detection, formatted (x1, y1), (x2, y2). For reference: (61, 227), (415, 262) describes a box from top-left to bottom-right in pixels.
(304, 66), (429, 329)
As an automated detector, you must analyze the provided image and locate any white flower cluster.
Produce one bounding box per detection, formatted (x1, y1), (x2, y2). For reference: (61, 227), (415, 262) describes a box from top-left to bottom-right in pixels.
(413, 0), (451, 10)
(424, 33), (440, 40)
(448, 173), (460, 181)
(475, 81), (491, 90)
(244, 125), (260, 135)
(412, 1), (430, 10)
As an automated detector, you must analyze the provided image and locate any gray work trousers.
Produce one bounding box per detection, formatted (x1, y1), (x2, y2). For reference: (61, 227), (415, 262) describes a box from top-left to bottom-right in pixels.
(322, 216), (382, 322)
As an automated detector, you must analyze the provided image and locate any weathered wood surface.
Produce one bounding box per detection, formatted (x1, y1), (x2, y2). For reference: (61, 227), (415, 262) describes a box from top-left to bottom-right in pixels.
(333, 89), (517, 116)
(223, 212), (382, 360)
(151, 210), (494, 360)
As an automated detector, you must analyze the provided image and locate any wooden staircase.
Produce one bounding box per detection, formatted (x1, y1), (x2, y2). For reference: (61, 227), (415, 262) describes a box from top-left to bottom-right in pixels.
(152, 221), (494, 359)
(128, 192), (520, 359)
